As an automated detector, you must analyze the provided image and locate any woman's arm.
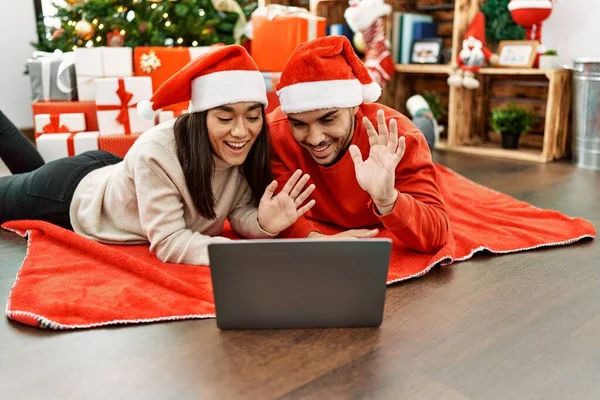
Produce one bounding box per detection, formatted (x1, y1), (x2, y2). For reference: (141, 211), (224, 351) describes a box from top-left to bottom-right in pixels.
(133, 142), (230, 265)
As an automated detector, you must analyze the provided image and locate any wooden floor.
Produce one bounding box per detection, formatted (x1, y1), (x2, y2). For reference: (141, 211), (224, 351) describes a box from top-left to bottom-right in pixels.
(1, 151), (598, 399)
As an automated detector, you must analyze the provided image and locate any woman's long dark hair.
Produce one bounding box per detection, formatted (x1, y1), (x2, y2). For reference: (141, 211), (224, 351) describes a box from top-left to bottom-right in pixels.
(173, 107), (272, 220)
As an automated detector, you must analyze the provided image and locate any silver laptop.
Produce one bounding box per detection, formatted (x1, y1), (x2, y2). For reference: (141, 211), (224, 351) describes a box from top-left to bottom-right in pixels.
(207, 239), (392, 330)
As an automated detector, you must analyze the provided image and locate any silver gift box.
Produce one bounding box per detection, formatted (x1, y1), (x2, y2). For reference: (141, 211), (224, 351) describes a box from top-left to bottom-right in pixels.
(28, 50), (78, 102)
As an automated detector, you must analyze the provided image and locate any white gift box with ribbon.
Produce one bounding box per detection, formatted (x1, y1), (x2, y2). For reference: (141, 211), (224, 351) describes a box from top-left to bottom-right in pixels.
(75, 47), (133, 101)
(27, 50), (77, 102)
(34, 113), (86, 136)
(95, 77), (154, 135)
(35, 132), (100, 163)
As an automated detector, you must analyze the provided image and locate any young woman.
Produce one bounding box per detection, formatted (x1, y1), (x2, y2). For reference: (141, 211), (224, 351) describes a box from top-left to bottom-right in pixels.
(0, 45), (316, 265)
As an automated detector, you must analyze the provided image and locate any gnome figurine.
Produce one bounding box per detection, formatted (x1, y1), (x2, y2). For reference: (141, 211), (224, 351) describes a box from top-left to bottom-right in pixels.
(447, 11), (499, 90)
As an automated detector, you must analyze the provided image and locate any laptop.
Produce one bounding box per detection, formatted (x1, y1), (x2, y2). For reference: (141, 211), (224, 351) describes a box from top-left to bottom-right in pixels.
(207, 239), (392, 330)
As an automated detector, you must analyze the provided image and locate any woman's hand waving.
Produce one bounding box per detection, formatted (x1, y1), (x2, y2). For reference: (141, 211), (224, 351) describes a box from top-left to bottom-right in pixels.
(257, 170), (316, 235)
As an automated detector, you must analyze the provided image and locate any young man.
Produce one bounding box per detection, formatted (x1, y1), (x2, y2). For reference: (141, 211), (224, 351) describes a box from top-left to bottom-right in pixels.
(268, 36), (449, 254)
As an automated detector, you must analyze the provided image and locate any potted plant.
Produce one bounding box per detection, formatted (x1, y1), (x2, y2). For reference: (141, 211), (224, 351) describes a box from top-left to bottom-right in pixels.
(490, 103), (535, 149)
(539, 49), (560, 69)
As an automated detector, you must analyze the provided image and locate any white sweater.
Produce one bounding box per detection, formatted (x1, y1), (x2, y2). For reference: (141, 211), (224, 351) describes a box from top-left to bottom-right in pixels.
(69, 120), (275, 265)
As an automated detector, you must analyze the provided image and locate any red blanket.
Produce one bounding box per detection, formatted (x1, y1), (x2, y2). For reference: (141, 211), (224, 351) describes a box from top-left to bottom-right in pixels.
(2, 164), (595, 330)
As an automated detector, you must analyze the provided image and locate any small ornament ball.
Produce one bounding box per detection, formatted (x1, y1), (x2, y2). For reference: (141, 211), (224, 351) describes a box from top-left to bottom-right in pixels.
(75, 20), (94, 40)
(353, 32), (366, 53)
(52, 28), (65, 39)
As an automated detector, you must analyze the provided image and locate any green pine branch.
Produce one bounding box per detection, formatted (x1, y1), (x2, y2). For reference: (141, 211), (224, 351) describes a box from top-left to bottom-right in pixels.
(480, 0), (525, 47)
(32, 0), (257, 52)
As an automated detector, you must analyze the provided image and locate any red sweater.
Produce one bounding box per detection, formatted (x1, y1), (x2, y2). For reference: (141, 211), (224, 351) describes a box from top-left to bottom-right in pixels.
(268, 103), (449, 254)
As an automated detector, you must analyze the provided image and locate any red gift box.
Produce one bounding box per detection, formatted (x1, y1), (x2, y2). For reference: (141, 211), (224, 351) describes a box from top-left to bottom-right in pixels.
(32, 101), (98, 131)
(133, 45), (223, 92)
(251, 6), (326, 71)
(98, 133), (142, 158)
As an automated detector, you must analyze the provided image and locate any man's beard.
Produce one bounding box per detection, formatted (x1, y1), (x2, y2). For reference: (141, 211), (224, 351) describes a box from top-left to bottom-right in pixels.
(318, 110), (355, 167)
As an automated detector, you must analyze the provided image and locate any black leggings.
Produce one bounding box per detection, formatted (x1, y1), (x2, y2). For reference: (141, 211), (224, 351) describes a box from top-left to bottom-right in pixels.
(0, 110), (122, 230)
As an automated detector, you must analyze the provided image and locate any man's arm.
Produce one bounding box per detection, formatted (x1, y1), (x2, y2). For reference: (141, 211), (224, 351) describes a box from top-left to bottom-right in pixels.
(349, 111), (449, 253)
(372, 130), (449, 253)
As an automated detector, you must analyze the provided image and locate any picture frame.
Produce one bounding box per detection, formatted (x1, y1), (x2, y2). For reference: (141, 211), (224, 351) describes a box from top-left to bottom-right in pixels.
(497, 40), (539, 68)
(410, 38), (444, 65)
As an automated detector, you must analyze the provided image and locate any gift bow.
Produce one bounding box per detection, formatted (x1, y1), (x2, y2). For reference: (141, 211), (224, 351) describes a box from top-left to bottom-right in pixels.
(30, 49), (76, 100)
(96, 78), (136, 134)
(42, 114), (70, 134)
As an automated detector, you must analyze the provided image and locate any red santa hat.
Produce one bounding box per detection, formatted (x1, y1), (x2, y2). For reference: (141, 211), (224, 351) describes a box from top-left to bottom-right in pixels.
(137, 45), (267, 119)
(464, 11), (487, 45)
(276, 36), (381, 114)
(344, 0), (392, 33)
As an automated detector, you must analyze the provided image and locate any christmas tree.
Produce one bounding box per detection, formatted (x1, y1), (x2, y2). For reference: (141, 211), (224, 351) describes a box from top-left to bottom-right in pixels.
(33, 0), (258, 52)
(481, 0), (525, 47)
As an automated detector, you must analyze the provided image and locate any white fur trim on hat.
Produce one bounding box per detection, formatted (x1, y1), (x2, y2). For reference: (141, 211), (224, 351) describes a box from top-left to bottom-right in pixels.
(508, 0), (553, 11)
(277, 79), (381, 114)
(344, 0), (392, 33)
(189, 70), (268, 113)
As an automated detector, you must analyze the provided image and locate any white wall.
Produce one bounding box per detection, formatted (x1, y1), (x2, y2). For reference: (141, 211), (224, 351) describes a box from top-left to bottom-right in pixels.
(0, 2), (37, 129)
(543, 0), (600, 66)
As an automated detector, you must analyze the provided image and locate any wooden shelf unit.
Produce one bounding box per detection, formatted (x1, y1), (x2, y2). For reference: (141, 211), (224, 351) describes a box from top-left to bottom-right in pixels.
(380, 0), (572, 163)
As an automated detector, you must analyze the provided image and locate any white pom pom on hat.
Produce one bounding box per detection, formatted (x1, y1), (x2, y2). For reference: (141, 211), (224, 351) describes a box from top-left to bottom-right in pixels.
(137, 44), (268, 120)
(137, 100), (156, 120)
(275, 36), (382, 114)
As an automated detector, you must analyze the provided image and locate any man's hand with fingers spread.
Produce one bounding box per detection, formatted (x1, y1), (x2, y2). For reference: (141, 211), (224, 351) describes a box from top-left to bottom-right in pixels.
(348, 109), (406, 215)
(257, 169), (316, 235)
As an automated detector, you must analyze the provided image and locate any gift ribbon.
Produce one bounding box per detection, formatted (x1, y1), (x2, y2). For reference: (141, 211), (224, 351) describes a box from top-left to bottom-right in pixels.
(30, 50), (76, 100)
(66, 133), (77, 157)
(42, 114), (70, 134)
(96, 78), (135, 134)
(212, 0), (247, 44)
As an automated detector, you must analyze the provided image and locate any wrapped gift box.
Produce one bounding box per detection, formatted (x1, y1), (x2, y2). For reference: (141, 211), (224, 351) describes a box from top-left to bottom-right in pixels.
(251, 5), (326, 71)
(28, 50), (78, 102)
(98, 133), (142, 158)
(32, 101), (99, 131)
(134, 46), (220, 92)
(34, 113), (86, 138)
(35, 132), (100, 163)
(75, 47), (133, 101)
(95, 77), (154, 135)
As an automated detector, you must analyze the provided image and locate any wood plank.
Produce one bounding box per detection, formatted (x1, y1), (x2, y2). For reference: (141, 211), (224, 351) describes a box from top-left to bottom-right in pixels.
(438, 21), (454, 37)
(443, 37), (453, 52)
(437, 141), (545, 162)
(488, 131), (545, 149)
(395, 64), (451, 74)
(431, 9), (455, 21)
(473, 75), (491, 141)
(412, 76), (451, 92)
(554, 70), (572, 159)
(542, 69), (568, 161)
(490, 82), (549, 100)
(479, 67), (555, 76)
